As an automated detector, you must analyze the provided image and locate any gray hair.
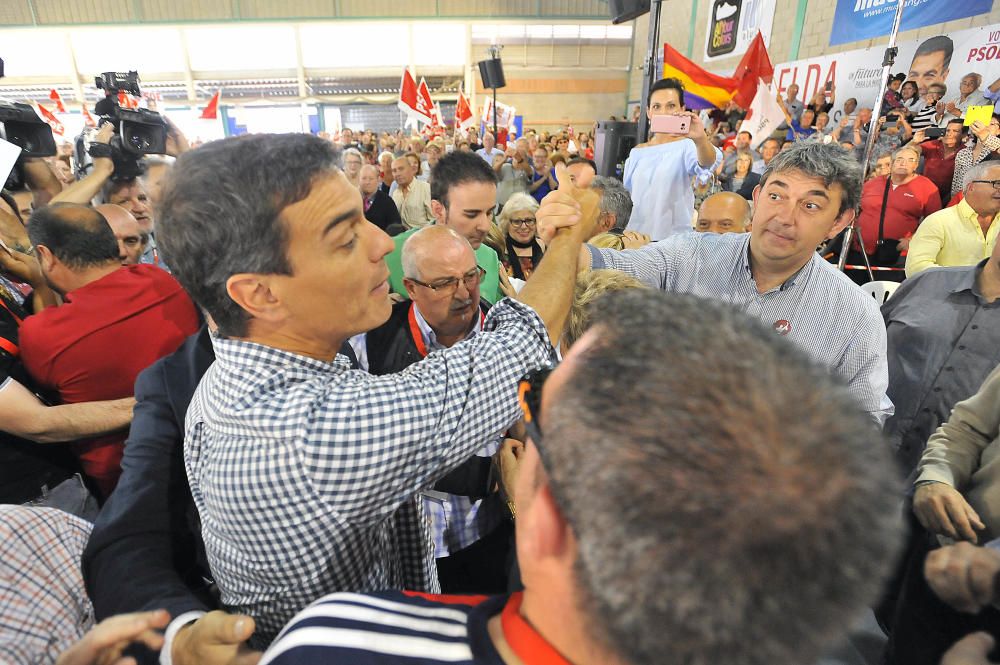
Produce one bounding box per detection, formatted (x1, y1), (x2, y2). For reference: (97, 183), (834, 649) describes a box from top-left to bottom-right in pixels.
(400, 225), (471, 281)
(497, 192), (539, 237)
(964, 160), (1000, 191)
(342, 147), (363, 165)
(544, 289), (903, 665)
(963, 72), (983, 89)
(377, 150), (394, 164)
(760, 141), (863, 215)
(591, 176), (633, 232)
(157, 133), (340, 337)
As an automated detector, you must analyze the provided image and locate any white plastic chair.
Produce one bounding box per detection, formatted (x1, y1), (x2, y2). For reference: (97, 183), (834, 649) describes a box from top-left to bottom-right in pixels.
(860, 280), (901, 305)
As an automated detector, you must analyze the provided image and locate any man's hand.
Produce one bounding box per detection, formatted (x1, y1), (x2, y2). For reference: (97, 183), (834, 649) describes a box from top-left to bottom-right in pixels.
(0, 240), (44, 287)
(941, 632), (996, 665)
(897, 237), (911, 253)
(172, 611), (261, 665)
(946, 101), (962, 116)
(496, 438), (524, 505)
(57, 609), (170, 665)
(914, 482), (986, 543)
(926, 542), (1000, 613)
(164, 117), (190, 157)
(535, 163), (600, 244)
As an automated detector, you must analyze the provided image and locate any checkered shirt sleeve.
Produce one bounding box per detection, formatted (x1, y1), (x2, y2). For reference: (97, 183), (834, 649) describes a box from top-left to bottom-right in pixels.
(185, 298), (553, 646)
(0, 506), (94, 664)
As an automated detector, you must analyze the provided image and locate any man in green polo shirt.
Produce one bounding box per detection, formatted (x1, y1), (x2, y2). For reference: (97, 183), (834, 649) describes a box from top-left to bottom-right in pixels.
(386, 151), (507, 304)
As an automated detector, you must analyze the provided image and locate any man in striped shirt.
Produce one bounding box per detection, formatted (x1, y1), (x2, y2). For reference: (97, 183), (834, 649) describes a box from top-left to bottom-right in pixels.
(581, 142), (893, 424)
(261, 289), (903, 665)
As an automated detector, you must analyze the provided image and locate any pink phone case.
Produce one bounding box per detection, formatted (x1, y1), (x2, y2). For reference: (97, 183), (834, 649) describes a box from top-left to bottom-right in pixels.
(651, 115), (690, 134)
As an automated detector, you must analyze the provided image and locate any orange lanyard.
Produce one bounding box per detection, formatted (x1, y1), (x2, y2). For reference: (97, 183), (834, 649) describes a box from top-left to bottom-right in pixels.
(407, 302), (485, 358)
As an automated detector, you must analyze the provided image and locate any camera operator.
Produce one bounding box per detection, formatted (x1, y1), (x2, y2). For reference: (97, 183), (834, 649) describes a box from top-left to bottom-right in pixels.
(53, 118), (188, 272)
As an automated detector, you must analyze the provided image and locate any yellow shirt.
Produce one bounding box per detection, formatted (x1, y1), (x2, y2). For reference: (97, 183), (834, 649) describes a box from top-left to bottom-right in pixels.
(390, 180), (435, 230)
(905, 199), (1000, 277)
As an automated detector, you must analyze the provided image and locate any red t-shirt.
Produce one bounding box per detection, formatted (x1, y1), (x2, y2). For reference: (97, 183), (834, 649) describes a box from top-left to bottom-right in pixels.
(857, 175), (942, 255)
(919, 140), (959, 202)
(20, 264), (199, 497)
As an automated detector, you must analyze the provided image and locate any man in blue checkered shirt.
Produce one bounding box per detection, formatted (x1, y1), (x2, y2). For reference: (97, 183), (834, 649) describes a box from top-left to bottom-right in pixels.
(156, 133), (600, 647)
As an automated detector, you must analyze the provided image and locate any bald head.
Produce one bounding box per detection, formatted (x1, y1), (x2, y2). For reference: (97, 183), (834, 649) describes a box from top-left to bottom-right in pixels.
(696, 192), (752, 234)
(401, 225), (474, 282)
(97, 204), (148, 265)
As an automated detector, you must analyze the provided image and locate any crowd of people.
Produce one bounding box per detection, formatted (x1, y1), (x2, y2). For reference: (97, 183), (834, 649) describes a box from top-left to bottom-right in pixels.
(0, 58), (999, 665)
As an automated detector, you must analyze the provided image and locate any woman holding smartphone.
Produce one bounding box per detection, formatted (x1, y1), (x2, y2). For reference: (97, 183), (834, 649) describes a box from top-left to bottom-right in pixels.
(623, 77), (722, 240)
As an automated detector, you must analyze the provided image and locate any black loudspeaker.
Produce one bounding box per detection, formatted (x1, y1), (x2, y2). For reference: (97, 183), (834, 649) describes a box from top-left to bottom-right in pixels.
(477, 58), (506, 90)
(594, 121), (638, 179)
(609, 0), (650, 24)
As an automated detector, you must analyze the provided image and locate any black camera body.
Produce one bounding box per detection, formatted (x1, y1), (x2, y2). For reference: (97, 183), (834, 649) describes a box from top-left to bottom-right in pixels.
(0, 101), (57, 190)
(87, 70), (168, 180)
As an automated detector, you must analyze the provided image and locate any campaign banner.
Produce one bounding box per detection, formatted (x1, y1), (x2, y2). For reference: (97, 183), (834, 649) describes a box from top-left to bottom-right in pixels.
(704, 0), (777, 62)
(774, 22), (1000, 122)
(830, 0), (993, 47)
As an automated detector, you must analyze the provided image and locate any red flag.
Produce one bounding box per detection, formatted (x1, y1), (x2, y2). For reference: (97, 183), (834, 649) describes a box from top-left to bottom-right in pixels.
(200, 90), (221, 120)
(81, 104), (97, 128)
(48, 89), (66, 114)
(731, 32), (774, 109)
(416, 78), (435, 124)
(397, 68), (429, 123)
(117, 91), (140, 110)
(35, 102), (64, 136)
(455, 88), (474, 130)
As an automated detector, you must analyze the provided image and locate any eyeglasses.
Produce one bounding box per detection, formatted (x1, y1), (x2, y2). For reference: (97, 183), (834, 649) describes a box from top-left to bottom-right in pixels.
(408, 265), (486, 295)
(509, 217), (536, 228)
(971, 180), (1000, 190)
(518, 363), (557, 461)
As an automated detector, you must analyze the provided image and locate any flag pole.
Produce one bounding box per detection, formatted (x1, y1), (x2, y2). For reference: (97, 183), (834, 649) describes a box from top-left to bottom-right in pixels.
(637, 0), (664, 144)
(836, 0), (906, 280)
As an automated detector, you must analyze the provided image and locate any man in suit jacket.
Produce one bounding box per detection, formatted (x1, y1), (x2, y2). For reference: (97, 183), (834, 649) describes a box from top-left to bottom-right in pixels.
(360, 164), (402, 232)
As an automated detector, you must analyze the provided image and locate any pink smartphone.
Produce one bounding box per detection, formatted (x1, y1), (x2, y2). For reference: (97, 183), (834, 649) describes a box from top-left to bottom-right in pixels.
(651, 114), (690, 135)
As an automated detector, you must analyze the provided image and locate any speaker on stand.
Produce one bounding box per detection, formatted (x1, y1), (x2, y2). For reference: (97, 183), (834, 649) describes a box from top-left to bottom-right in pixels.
(477, 46), (506, 139)
(594, 121), (638, 179)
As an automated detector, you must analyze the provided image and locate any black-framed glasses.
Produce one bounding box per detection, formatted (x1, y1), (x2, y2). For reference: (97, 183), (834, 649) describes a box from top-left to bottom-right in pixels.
(408, 265), (486, 295)
(518, 363), (557, 462)
(971, 180), (1000, 190)
(509, 217), (536, 228)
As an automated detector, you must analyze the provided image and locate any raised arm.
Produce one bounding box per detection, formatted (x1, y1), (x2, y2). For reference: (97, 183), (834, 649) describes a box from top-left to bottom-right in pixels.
(51, 124), (115, 205)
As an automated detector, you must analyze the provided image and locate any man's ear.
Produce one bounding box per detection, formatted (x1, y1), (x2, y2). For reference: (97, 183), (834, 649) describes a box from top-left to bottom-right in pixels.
(827, 207), (857, 240)
(430, 200), (446, 225)
(226, 274), (287, 326)
(34, 244), (56, 273)
(598, 213), (615, 234)
(401, 277), (416, 300)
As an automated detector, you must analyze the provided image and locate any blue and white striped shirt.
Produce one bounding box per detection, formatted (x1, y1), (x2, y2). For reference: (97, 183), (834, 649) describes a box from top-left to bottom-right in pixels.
(589, 232), (893, 423)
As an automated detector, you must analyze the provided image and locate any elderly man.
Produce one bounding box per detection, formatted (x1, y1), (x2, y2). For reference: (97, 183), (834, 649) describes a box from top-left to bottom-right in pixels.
(475, 132), (504, 165)
(264, 289), (902, 665)
(156, 133), (599, 646)
(390, 155), (435, 229)
(96, 204), (147, 266)
(588, 176), (633, 238)
(856, 145), (941, 267)
(884, 229), (1000, 474)
(377, 150), (395, 195)
(752, 137), (781, 175)
(386, 151), (510, 305)
(906, 162), (1000, 276)
(569, 142), (893, 423)
(695, 191), (752, 234)
(19, 204), (198, 498)
(941, 73), (988, 126)
(358, 164), (401, 232)
(351, 226), (510, 593)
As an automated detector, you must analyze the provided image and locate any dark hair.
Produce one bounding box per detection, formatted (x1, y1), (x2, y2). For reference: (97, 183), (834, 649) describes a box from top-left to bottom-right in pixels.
(648, 77), (685, 108)
(760, 141), (863, 215)
(429, 151), (497, 210)
(544, 289), (902, 665)
(566, 157), (597, 173)
(27, 203), (119, 270)
(913, 35), (954, 69)
(156, 133), (340, 338)
(737, 130), (752, 139)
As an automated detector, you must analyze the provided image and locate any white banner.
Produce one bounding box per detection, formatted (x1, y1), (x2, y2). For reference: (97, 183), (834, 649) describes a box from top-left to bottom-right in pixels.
(704, 0), (777, 63)
(744, 80), (786, 149)
(773, 23), (1000, 122)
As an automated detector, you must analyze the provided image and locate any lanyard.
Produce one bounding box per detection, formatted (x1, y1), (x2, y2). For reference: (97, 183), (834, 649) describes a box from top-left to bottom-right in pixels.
(407, 302), (485, 358)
